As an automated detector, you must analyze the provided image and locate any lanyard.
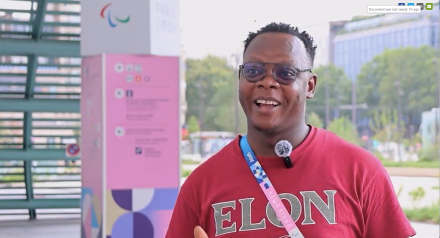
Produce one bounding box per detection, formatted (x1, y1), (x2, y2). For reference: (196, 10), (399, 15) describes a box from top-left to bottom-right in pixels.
(239, 135), (305, 238)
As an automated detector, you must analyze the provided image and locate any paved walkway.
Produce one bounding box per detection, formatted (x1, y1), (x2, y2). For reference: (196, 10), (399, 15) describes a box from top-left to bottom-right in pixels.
(386, 167), (439, 177)
(0, 219), (438, 238)
(0, 219), (79, 238)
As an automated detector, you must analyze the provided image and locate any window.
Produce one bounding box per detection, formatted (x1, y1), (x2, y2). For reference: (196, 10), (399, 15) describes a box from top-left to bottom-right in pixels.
(396, 31), (402, 47)
(432, 26), (438, 47)
(423, 26), (430, 45)
(403, 29), (408, 47)
(409, 28), (415, 46)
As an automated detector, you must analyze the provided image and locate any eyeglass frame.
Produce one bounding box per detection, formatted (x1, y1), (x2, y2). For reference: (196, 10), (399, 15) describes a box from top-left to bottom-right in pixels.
(238, 62), (312, 85)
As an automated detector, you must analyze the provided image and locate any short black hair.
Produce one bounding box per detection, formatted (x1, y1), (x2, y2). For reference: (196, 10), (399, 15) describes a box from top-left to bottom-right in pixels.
(243, 22), (317, 66)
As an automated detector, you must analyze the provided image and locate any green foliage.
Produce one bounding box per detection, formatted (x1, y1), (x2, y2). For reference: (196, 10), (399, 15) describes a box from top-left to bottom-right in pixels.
(369, 109), (405, 143)
(351, 15), (380, 22)
(307, 112), (324, 128)
(374, 150), (386, 161)
(357, 46), (438, 133)
(327, 117), (359, 145)
(307, 64), (352, 123)
(181, 168), (192, 178)
(418, 144), (440, 162)
(403, 132), (422, 148)
(408, 187), (426, 207)
(396, 185), (404, 198)
(187, 115), (200, 134)
(404, 202), (440, 223)
(380, 160), (439, 168)
(0, 174), (24, 184)
(185, 55), (246, 133)
(181, 159), (200, 165)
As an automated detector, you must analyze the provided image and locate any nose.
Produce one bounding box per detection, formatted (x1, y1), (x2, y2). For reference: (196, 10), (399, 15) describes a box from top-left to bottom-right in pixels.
(255, 66), (280, 89)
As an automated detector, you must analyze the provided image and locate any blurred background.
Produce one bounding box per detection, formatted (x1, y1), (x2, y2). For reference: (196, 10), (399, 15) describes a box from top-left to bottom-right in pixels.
(0, 0), (438, 237)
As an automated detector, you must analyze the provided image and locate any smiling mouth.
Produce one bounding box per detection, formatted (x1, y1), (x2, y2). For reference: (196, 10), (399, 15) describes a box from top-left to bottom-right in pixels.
(255, 99), (280, 107)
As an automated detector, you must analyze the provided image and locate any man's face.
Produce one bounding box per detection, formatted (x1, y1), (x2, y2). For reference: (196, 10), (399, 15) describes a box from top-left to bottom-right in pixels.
(239, 33), (317, 133)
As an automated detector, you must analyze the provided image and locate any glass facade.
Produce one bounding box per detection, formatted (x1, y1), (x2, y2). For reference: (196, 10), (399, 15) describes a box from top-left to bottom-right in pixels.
(332, 9), (439, 132)
(333, 11), (439, 82)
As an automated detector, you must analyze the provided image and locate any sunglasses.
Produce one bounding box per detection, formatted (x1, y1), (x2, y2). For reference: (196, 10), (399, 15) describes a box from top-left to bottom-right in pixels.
(239, 62), (312, 85)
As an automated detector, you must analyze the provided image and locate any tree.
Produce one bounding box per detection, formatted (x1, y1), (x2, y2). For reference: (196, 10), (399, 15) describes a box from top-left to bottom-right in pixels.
(357, 46), (438, 136)
(306, 64), (352, 126)
(185, 55), (240, 132)
(203, 70), (248, 133)
(369, 109), (405, 143)
(306, 112), (324, 128)
(327, 117), (359, 145)
(187, 115), (200, 133)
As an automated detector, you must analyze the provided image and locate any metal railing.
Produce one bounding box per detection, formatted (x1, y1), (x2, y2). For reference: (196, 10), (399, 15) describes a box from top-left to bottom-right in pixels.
(0, 113), (81, 220)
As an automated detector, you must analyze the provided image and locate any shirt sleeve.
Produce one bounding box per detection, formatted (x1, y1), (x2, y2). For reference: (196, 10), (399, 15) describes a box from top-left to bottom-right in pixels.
(165, 181), (200, 238)
(361, 164), (416, 238)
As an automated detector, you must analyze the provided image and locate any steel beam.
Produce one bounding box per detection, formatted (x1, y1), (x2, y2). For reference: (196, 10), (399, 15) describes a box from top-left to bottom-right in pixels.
(0, 99), (79, 112)
(23, 112), (36, 219)
(25, 55), (37, 98)
(0, 199), (79, 209)
(0, 39), (80, 57)
(0, 149), (80, 161)
(32, 0), (47, 40)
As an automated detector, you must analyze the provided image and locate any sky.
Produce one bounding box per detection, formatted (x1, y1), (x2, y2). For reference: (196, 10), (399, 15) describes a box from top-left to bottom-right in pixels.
(179, 0), (438, 59)
(2, 0), (438, 60)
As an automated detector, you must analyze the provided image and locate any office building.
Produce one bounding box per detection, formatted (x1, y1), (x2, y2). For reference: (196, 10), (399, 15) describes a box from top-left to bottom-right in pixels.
(333, 7), (439, 82)
(299, 21), (346, 67)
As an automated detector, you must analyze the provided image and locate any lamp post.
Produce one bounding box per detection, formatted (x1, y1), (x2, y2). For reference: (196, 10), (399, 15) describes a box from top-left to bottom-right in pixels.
(197, 78), (205, 157)
(394, 79), (404, 161)
(231, 52), (241, 135)
(433, 58), (439, 145)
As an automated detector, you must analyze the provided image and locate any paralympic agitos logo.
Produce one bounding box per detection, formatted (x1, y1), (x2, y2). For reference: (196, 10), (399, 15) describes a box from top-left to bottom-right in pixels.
(100, 3), (130, 28)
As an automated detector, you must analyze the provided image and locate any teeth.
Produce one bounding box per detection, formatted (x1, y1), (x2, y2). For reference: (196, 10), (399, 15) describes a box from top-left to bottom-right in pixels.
(256, 99), (279, 106)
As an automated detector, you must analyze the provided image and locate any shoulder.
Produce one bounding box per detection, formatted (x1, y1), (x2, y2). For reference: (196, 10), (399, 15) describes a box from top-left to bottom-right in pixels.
(180, 137), (243, 194)
(313, 128), (387, 189)
(317, 128), (382, 170)
(194, 137), (242, 176)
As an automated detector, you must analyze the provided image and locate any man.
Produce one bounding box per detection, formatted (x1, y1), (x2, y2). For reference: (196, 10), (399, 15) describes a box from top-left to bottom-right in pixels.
(166, 22), (416, 238)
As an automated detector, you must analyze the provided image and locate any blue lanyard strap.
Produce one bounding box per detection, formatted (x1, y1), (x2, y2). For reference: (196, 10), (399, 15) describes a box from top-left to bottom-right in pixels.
(239, 135), (304, 238)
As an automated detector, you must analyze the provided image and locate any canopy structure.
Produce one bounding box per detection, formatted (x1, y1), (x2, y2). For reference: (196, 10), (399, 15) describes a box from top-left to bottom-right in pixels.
(0, 0), (81, 220)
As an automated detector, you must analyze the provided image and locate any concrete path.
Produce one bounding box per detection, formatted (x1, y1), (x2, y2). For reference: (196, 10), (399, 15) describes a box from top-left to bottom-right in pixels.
(0, 218), (438, 238)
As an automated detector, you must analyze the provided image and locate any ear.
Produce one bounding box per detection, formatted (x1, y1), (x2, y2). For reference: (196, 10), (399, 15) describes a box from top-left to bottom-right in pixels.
(306, 74), (317, 99)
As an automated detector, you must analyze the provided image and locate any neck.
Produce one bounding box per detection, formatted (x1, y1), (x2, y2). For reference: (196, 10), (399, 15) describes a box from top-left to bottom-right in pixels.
(246, 123), (310, 157)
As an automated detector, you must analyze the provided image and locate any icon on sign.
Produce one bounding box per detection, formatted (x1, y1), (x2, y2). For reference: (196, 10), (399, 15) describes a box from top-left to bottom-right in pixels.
(94, 123), (101, 132)
(100, 3), (131, 28)
(144, 76), (150, 82)
(126, 75), (133, 83)
(416, 3), (424, 9)
(83, 67), (89, 76)
(407, 3), (415, 6)
(126, 64), (133, 72)
(115, 89), (124, 99)
(93, 138), (101, 147)
(426, 3), (433, 9)
(135, 147), (143, 154)
(115, 127), (125, 137)
(135, 75), (142, 82)
(134, 65), (142, 72)
(398, 3), (405, 5)
(126, 90), (134, 97)
(115, 63), (124, 73)
(66, 144), (80, 157)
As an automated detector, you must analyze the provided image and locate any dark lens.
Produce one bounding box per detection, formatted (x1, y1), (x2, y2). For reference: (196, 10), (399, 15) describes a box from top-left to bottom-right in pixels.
(274, 65), (297, 84)
(243, 63), (265, 82)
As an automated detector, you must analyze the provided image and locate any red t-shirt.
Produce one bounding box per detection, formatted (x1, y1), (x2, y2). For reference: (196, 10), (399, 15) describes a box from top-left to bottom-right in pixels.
(166, 126), (416, 238)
